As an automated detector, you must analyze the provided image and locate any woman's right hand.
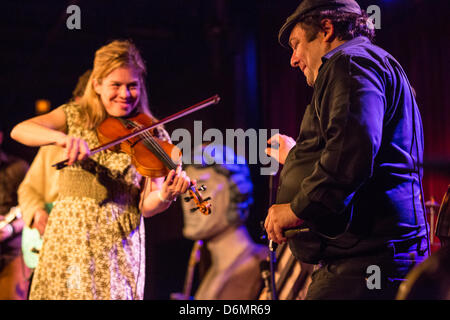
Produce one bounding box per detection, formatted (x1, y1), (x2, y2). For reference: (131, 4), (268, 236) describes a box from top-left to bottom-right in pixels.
(55, 134), (91, 166)
(10, 106), (68, 147)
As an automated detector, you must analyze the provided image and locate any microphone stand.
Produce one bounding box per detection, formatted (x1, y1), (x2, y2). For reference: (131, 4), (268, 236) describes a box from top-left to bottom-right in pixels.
(269, 240), (278, 300)
(268, 174), (279, 300)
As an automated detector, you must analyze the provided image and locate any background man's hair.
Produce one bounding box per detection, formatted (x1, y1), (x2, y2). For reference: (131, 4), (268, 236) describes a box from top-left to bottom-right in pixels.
(71, 69), (92, 99)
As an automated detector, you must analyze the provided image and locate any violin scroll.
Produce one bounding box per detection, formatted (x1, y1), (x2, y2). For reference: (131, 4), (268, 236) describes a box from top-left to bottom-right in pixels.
(186, 185), (211, 215)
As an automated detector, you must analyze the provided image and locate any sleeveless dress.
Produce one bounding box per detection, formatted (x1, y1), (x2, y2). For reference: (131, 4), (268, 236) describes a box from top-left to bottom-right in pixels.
(29, 103), (146, 300)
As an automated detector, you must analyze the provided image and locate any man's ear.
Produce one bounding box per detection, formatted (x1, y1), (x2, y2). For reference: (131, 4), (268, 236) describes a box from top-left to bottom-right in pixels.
(321, 18), (335, 42)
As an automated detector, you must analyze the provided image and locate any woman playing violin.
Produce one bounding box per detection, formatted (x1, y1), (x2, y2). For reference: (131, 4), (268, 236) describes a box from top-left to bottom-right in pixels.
(10, 40), (191, 300)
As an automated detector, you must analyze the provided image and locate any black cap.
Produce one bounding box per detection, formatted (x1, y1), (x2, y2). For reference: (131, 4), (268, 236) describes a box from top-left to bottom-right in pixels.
(278, 0), (362, 48)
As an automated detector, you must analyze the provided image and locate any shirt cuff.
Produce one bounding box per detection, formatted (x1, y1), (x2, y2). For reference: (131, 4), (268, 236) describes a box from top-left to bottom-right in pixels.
(290, 190), (350, 237)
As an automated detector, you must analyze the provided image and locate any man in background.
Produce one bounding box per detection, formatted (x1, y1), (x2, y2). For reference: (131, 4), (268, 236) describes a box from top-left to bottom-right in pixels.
(0, 123), (29, 299)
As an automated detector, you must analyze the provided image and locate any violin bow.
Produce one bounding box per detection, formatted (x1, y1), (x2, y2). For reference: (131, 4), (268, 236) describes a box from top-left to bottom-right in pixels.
(52, 94), (221, 170)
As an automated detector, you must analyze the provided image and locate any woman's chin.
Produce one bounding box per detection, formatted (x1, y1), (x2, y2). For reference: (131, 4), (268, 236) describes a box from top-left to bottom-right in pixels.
(106, 105), (136, 117)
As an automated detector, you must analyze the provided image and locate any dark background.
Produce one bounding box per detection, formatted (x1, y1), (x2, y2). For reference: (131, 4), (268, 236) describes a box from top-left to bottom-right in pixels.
(1, 0), (449, 299)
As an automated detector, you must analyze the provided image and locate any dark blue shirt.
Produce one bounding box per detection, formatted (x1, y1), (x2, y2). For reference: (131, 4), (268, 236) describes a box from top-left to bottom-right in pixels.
(277, 37), (427, 263)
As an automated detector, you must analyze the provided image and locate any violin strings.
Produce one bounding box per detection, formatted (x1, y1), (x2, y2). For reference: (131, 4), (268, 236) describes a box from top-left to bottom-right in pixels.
(126, 120), (178, 171)
(122, 119), (202, 208)
(143, 130), (178, 170)
(126, 120), (171, 166)
(139, 127), (196, 192)
(137, 124), (177, 170)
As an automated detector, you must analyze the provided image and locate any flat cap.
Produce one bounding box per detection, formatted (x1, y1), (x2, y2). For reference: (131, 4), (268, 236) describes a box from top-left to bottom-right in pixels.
(278, 0), (362, 48)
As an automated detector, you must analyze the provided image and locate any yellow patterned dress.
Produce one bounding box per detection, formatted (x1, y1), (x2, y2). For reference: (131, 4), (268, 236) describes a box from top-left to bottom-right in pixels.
(29, 103), (146, 300)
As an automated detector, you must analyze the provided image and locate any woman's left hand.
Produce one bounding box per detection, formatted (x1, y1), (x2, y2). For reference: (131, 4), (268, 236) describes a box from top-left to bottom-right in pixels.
(159, 164), (191, 202)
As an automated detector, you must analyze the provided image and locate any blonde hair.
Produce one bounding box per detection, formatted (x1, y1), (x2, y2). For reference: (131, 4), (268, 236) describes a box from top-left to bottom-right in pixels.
(80, 40), (155, 129)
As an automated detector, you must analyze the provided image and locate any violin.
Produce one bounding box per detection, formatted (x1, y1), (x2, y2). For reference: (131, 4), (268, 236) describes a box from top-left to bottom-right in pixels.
(97, 112), (211, 215)
(53, 95), (221, 215)
(97, 112), (181, 178)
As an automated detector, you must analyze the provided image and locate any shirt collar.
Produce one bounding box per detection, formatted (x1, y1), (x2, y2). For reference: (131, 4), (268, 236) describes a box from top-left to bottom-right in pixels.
(321, 36), (369, 63)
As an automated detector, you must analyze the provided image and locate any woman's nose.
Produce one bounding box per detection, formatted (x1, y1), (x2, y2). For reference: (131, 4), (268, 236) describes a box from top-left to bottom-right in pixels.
(118, 85), (130, 98)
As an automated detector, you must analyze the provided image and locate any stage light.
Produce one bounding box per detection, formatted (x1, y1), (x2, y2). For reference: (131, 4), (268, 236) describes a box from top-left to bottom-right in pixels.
(35, 99), (51, 115)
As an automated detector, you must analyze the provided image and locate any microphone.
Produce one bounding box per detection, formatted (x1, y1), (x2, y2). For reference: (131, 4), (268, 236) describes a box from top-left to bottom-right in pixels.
(283, 227), (310, 238)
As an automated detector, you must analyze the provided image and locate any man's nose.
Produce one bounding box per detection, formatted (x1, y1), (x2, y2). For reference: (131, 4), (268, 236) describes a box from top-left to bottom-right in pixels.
(290, 51), (299, 68)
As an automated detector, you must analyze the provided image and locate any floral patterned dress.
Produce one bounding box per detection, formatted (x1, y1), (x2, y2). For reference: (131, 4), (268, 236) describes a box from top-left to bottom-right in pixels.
(29, 103), (146, 300)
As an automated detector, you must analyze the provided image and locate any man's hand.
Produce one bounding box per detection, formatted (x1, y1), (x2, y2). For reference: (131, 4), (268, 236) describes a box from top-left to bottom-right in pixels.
(264, 203), (303, 244)
(32, 208), (49, 236)
(0, 216), (12, 242)
(265, 133), (296, 165)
